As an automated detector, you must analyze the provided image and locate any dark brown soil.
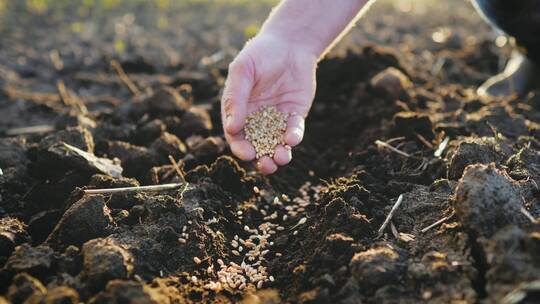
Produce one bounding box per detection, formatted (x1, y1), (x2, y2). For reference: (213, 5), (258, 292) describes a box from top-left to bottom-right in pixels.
(1, 1), (540, 303)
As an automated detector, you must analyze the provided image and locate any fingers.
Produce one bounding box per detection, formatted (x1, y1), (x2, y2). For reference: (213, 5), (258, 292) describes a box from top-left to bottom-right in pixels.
(256, 156), (278, 175)
(221, 58), (254, 135)
(230, 139), (256, 161)
(273, 145), (292, 166)
(284, 113), (305, 147)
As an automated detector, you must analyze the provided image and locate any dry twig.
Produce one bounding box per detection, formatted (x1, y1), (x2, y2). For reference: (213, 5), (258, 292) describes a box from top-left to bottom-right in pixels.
(168, 155), (186, 183)
(377, 194), (404, 237)
(4, 125), (55, 136)
(375, 140), (411, 158)
(434, 137), (450, 158)
(84, 183), (184, 195)
(520, 207), (538, 224)
(57, 80), (88, 114)
(110, 60), (141, 96)
(421, 212), (455, 233)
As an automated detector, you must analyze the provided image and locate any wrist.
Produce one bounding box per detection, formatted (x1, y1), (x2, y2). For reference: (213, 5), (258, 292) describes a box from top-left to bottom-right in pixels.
(256, 28), (323, 61)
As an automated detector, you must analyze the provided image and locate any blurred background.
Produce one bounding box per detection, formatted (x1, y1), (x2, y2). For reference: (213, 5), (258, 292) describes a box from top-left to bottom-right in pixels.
(0, 0), (510, 132)
(0, 0), (501, 71)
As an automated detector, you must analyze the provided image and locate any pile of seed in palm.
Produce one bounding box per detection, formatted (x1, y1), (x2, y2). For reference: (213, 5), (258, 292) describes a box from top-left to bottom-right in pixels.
(244, 105), (288, 159)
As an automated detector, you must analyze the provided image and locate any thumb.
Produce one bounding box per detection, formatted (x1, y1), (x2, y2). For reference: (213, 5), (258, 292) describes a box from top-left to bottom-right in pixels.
(221, 58), (254, 135)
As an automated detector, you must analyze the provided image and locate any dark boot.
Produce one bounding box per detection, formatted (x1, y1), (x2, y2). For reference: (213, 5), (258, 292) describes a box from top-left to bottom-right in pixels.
(477, 50), (540, 96)
(473, 0), (540, 96)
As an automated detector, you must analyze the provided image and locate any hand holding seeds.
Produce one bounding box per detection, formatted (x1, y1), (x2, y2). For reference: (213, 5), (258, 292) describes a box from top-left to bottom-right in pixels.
(220, 34), (318, 174)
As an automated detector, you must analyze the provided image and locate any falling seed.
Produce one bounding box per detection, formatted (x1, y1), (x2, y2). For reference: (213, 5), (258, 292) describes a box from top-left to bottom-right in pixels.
(178, 238), (187, 244)
(193, 257), (202, 264)
(293, 230), (298, 235)
(276, 253), (282, 257)
(269, 276), (275, 282)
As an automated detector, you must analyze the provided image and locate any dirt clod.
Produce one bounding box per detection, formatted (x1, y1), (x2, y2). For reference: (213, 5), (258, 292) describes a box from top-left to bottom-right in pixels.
(454, 163), (526, 237)
(349, 245), (404, 290)
(370, 67), (412, 99)
(7, 273), (46, 304)
(81, 237), (134, 291)
(0, 217), (29, 258)
(447, 137), (507, 180)
(393, 111), (434, 139)
(46, 195), (114, 249)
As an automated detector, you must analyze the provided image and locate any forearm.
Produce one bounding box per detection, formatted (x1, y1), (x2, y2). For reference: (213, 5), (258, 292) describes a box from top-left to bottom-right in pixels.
(259, 0), (374, 59)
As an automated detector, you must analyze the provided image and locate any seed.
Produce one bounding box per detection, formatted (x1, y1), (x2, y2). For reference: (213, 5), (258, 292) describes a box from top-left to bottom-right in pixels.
(276, 253), (282, 257)
(257, 280), (264, 289)
(191, 276), (198, 283)
(232, 250), (240, 256)
(217, 259), (224, 266)
(193, 257), (202, 264)
(178, 238), (187, 244)
(244, 106), (288, 159)
(269, 276), (275, 282)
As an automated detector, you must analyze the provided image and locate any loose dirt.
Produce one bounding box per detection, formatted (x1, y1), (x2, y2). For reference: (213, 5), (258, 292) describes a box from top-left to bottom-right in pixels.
(1, 1), (539, 303)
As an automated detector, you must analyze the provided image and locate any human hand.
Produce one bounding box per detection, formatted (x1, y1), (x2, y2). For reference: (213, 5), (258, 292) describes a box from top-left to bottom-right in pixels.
(221, 34), (318, 174)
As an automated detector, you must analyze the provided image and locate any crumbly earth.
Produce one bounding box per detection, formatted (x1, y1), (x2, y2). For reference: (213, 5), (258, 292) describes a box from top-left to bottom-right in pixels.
(1, 1), (540, 303)
(244, 106), (287, 159)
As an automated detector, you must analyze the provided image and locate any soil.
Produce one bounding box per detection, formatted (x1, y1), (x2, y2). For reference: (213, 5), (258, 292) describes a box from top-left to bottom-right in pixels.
(1, 1), (540, 303)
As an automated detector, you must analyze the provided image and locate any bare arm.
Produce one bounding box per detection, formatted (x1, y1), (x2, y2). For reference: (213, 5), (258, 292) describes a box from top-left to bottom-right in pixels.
(260, 0), (374, 58)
